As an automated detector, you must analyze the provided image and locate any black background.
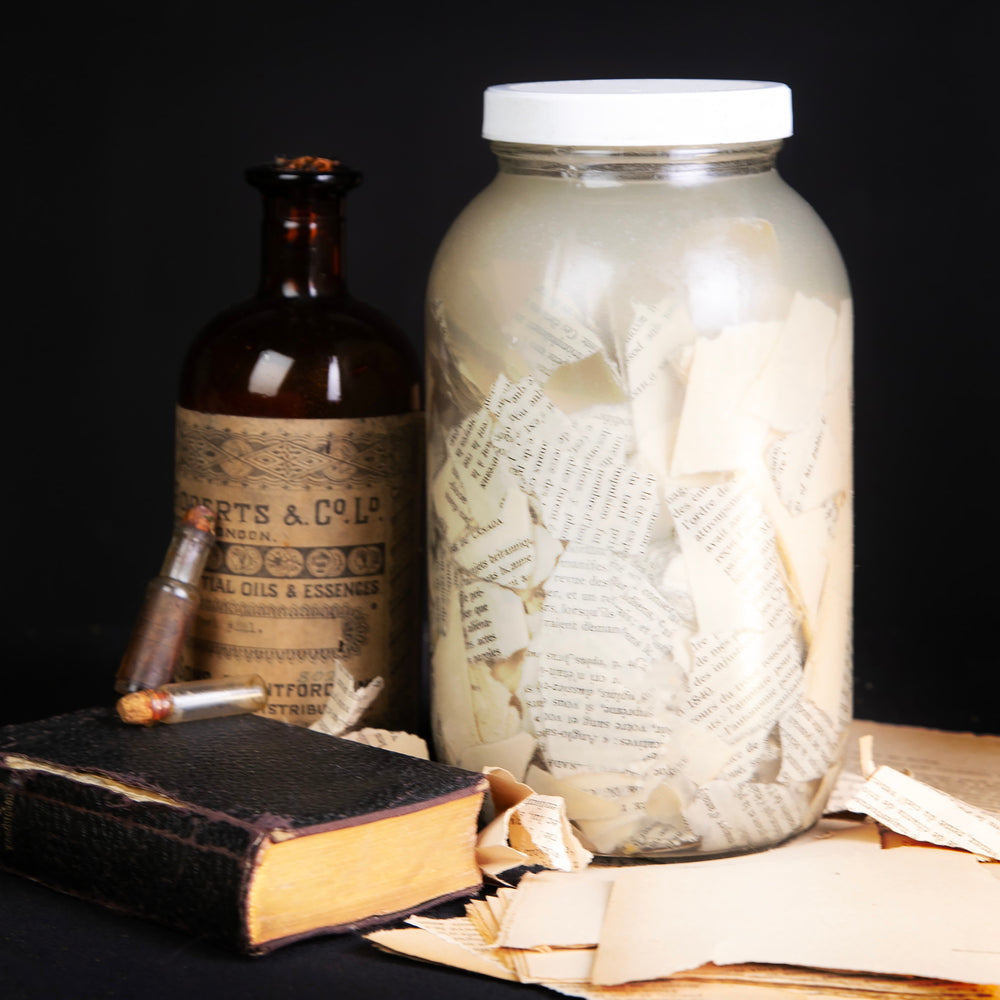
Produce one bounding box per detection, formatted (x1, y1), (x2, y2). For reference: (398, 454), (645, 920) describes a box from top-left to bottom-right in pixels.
(2, 4), (998, 998)
(5, 1), (997, 736)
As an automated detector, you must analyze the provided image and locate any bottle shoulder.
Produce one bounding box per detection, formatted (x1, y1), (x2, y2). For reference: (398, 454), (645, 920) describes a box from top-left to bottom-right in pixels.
(186, 293), (415, 352)
(178, 294), (421, 419)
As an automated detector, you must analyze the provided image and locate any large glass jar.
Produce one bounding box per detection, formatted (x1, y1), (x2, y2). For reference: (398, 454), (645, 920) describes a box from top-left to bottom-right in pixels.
(426, 80), (852, 858)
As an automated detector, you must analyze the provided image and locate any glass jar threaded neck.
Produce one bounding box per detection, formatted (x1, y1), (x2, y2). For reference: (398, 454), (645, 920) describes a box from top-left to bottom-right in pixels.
(490, 140), (782, 183)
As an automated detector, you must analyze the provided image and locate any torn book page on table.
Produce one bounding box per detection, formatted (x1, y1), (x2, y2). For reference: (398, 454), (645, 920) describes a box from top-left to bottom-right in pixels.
(591, 819), (1000, 988)
(828, 718), (1000, 815)
(827, 719), (1000, 861)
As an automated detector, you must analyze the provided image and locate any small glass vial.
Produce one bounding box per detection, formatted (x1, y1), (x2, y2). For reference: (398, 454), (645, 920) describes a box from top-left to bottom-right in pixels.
(426, 80), (852, 859)
(115, 505), (217, 694)
(117, 675), (268, 725)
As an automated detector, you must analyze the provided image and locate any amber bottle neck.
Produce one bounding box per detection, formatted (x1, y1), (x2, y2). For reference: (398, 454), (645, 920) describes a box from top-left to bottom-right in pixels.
(256, 193), (346, 299)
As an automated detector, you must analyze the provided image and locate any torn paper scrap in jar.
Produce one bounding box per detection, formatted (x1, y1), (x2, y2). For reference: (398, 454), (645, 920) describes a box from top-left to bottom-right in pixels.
(481, 372), (661, 556)
(521, 632), (676, 778)
(765, 415), (847, 516)
(457, 729), (537, 781)
(502, 414), (658, 557)
(427, 546), (459, 637)
(776, 697), (845, 783)
(800, 501), (853, 723)
(448, 485), (536, 589)
(741, 293), (839, 434)
(460, 578), (529, 664)
(537, 544), (690, 665)
(430, 590), (481, 763)
(669, 320), (779, 477)
(431, 419), (508, 543)
(501, 287), (613, 382)
(544, 351), (629, 417)
(484, 374), (657, 557)
(681, 627), (803, 748)
(426, 295), (509, 404)
(681, 779), (807, 856)
(468, 661), (523, 745)
(752, 465), (841, 642)
(665, 479), (799, 635)
(446, 407), (508, 501)
(621, 297), (693, 486)
(485, 373), (572, 447)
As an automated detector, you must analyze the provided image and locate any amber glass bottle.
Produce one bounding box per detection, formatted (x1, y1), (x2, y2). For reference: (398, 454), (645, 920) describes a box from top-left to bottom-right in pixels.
(176, 156), (423, 731)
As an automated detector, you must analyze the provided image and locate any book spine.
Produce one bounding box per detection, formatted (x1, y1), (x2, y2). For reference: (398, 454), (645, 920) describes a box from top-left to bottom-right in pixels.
(0, 763), (260, 952)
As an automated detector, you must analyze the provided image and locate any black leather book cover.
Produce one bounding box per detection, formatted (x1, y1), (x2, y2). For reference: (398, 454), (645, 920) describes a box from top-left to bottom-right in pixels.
(0, 707), (487, 952)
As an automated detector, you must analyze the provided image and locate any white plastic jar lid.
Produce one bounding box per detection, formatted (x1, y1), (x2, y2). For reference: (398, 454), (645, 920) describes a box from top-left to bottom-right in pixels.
(482, 79), (793, 147)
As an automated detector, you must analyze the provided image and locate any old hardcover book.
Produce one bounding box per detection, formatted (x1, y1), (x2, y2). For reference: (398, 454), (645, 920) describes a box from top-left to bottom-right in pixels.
(0, 707), (487, 954)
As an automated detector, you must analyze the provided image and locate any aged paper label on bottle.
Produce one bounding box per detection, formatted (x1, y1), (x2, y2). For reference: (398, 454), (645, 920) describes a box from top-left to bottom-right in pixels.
(175, 407), (423, 728)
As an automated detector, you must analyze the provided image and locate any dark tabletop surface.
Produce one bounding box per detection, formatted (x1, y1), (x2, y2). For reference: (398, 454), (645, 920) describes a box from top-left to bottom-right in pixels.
(0, 869), (537, 1000)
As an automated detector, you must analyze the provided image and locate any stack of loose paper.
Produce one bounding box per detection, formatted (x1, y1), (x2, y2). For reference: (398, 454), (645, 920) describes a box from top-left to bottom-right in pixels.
(367, 720), (1000, 997)
(370, 820), (999, 997)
